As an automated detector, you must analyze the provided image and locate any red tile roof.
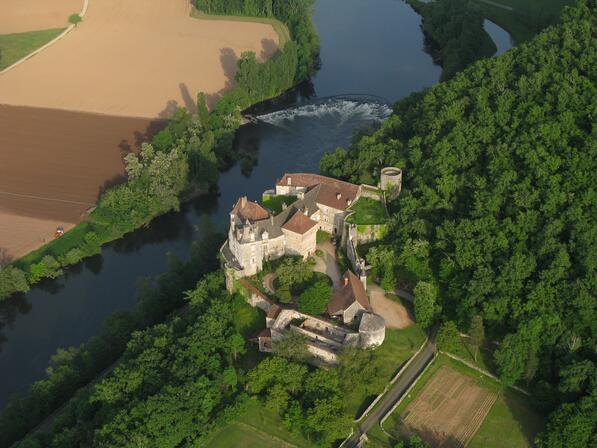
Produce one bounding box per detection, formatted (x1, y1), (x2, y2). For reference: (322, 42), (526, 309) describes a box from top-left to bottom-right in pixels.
(257, 328), (272, 339)
(277, 173), (359, 211)
(232, 196), (270, 222)
(281, 211), (318, 234)
(327, 270), (371, 315)
(267, 304), (281, 319)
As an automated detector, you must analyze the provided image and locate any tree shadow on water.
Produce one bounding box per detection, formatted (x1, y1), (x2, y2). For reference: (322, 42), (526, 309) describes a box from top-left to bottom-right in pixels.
(0, 294), (32, 352)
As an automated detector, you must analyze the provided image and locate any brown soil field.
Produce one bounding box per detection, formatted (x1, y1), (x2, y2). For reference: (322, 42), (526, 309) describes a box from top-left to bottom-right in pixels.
(402, 365), (498, 448)
(0, 0), (82, 34)
(0, 105), (162, 259)
(0, 0), (279, 118)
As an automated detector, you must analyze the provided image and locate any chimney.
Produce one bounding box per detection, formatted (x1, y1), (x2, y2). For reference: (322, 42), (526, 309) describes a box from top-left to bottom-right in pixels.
(344, 276), (349, 286)
(336, 193), (341, 200)
(270, 215), (274, 225)
(282, 202), (288, 210)
(303, 208), (308, 216)
(241, 196), (247, 208)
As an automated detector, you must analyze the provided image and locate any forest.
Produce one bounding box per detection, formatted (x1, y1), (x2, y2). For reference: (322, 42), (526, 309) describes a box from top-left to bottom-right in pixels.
(321, 0), (595, 445)
(408, 0), (497, 80)
(0, 0), (320, 302)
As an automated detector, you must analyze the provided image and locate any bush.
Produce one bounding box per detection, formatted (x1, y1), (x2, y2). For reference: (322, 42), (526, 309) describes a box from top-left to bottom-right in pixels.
(0, 266), (29, 300)
(28, 255), (62, 283)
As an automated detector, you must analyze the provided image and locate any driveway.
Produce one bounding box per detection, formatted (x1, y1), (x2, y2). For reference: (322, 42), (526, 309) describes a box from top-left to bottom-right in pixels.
(345, 341), (437, 448)
(313, 241), (342, 288)
(369, 284), (414, 329)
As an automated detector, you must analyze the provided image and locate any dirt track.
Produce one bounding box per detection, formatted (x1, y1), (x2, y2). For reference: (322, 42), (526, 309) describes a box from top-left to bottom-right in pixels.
(0, 0), (279, 118)
(0, 0), (82, 34)
(0, 105), (162, 260)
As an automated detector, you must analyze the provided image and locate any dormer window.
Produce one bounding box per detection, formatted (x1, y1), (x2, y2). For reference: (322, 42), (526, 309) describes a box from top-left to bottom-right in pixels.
(336, 193), (341, 200)
(287, 177), (292, 186)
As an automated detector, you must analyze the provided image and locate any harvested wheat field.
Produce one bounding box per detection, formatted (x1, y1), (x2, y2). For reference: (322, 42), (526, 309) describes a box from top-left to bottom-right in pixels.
(0, 0), (279, 117)
(0, 105), (162, 260)
(0, 0), (82, 34)
(402, 365), (498, 448)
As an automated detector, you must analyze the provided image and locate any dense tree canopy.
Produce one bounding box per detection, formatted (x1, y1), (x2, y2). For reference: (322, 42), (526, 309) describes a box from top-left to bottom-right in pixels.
(321, 1), (596, 444)
(408, 0), (497, 79)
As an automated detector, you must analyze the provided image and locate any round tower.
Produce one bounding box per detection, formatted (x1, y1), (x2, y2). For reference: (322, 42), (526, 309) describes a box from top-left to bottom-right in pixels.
(380, 167), (402, 200)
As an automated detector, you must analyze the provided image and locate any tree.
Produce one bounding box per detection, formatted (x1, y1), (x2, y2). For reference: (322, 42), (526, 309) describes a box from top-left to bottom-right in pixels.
(436, 321), (460, 353)
(68, 14), (82, 27)
(414, 281), (440, 329)
(298, 280), (331, 315)
(276, 258), (312, 290)
(222, 367), (238, 388)
(0, 266), (29, 300)
(469, 315), (485, 362)
(366, 246), (397, 291)
(274, 331), (311, 362)
(226, 333), (246, 361)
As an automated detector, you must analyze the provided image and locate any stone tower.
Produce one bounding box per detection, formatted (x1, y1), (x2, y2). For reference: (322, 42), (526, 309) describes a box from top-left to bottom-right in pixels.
(380, 167), (402, 200)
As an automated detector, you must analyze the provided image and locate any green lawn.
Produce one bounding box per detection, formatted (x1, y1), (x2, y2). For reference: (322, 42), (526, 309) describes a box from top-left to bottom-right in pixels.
(316, 229), (331, 244)
(0, 28), (64, 70)
(472, 0), (574, 43)
(262, 194), (297, 214)
(347, 197), (387, 225)
(207, 398), (313, 448)
(191, 7), (291, 48)
(384, 354), (543, 448)
(345, 326), (426, 418)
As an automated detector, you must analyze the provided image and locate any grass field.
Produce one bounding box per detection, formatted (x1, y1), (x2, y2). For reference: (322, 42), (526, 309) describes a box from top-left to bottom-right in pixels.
(472, 0), (574, 43)
(347, 197), (387, 225)
(383, 354), (543, 448)
(262, 194), (297, 213)
(0, 28), (64, 70)
(346, 326), (426, 418)
(191, 6), (291, 48)
(207, 398), (313, 448)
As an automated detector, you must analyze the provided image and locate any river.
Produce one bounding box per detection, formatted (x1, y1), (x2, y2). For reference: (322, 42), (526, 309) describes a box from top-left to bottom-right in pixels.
(484, 19), (513, 56)
(0, 0), (441, 408)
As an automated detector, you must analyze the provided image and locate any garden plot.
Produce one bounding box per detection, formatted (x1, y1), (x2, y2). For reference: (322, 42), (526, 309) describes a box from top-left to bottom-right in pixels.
(402, 365), (497, 447)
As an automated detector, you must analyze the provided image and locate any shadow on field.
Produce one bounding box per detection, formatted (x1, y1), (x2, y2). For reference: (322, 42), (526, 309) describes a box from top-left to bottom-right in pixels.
(98, 118), (167, 198)
(260, 38), (278, 59)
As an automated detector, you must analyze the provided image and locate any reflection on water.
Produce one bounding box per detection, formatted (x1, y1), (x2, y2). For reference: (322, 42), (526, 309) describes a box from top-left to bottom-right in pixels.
(484, 19), (514, 56)
(0, 0), (441, 408)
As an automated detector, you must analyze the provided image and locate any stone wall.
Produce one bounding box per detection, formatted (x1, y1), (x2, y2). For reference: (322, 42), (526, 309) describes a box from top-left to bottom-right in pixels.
(356, 223), (387, 244)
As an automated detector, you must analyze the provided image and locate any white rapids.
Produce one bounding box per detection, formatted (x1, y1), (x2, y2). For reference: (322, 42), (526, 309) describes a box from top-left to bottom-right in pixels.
(256, 97), (393, 127)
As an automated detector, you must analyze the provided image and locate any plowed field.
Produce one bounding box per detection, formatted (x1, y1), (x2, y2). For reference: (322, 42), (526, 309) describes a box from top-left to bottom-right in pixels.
(0, 105), (162, 260)
(402, 365), (498, 447)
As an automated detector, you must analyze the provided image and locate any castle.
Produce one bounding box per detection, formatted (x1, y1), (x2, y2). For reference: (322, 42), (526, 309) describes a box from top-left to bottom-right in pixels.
(220, 170), (402, 363)
(221, 171), (401, 289)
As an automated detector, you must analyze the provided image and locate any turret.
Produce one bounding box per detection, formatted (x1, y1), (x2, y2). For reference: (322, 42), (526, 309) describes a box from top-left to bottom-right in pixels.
(380, 167), (402, 200)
